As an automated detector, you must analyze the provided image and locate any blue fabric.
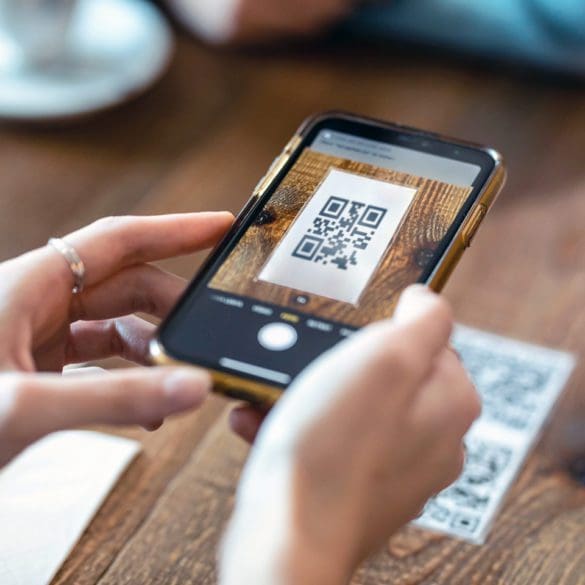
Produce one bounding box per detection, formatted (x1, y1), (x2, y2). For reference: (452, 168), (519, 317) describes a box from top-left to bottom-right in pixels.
(347, 0), (585, 75)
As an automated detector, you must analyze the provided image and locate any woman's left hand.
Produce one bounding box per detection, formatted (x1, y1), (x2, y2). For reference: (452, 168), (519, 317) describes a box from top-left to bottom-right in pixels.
(0, 212), (233, 466)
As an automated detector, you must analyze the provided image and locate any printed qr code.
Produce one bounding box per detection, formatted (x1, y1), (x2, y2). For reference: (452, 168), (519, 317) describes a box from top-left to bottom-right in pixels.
(416, 438), (514, 539)
(291, 196), (387, 271)
(414, 327), (575, 544)
(441, 438), (513, 512)
(456, 344), (553, 431)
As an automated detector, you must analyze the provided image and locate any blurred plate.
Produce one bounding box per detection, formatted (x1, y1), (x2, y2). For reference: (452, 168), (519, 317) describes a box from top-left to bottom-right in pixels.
(0, 0), (174, 122)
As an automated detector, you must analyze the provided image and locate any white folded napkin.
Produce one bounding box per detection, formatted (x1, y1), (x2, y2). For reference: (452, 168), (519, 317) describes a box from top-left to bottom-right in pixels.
(0, 431), (141, 585)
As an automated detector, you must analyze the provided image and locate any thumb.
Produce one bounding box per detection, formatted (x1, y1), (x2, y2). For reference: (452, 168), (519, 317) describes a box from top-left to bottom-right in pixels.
(392, 284), (454, 361)
(23, 367), (211, 435)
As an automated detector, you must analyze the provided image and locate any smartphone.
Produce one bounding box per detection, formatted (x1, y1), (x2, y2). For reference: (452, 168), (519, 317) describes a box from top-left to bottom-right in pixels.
(151, 112), (506, 404)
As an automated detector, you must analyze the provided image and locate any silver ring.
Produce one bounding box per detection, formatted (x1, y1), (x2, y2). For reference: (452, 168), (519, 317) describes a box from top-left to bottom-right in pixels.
(47, 238), (86, 294)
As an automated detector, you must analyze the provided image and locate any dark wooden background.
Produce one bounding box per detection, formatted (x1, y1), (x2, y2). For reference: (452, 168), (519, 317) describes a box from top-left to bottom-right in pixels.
(1, 32), (584, 585)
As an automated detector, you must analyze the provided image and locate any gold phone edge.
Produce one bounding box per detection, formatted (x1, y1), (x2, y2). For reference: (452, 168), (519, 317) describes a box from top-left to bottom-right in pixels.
(150, 113), (507, 404)
(428, 149), (506, 292)
(150, 338), (282, 405)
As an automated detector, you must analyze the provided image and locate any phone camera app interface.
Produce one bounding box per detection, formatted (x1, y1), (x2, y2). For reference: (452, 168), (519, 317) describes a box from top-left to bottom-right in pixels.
(209, 129), (478, 328)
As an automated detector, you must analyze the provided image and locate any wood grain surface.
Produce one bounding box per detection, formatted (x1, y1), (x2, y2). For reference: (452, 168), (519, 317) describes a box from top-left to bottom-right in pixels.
(210, 149), (471, 326)
(0, 31), (583, 585)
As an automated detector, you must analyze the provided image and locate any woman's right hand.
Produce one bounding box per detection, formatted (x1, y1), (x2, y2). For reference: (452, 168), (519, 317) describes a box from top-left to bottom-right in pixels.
(221, 286), (480, 585)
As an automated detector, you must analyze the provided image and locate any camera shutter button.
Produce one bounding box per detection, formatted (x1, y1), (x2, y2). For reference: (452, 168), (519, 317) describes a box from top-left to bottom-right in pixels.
(257, 323), (298, 351)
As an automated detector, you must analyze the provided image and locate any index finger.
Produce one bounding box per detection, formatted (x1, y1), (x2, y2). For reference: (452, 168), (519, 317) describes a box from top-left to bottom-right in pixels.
(64, 212), (234, 286)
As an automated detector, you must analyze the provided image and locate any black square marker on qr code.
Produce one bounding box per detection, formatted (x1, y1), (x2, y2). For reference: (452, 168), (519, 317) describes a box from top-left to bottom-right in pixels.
(259, 170), (417, 304)
(291, 196), (388, 271)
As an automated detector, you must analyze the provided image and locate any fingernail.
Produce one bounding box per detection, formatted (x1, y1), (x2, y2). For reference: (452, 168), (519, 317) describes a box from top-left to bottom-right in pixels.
(394, 285), (435, 323)
(402, 284), (432, 301)
(164, 369), (211, 413)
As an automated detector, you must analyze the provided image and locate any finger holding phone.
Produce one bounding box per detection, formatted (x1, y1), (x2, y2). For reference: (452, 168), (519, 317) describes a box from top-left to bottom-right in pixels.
(0, 212), (233, 466)
(221, 286), (480, 584)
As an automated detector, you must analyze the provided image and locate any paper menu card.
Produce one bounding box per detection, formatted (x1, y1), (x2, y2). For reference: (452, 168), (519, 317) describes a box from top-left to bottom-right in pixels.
(0, 431), (141, 585)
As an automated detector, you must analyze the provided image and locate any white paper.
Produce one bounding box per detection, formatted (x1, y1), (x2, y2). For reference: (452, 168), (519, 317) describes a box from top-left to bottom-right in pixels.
(0, 431), (141, 585)
(259, 169), (416, 304)
(413, 325), (577, 544)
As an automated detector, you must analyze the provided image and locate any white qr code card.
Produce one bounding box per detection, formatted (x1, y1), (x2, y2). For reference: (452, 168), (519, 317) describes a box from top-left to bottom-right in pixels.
(258, 169), (416, 304)
(412, 325), (576, 544)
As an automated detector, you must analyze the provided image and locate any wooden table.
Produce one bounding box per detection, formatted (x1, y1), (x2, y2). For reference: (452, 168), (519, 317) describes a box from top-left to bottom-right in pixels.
(1, 33), (584, 585)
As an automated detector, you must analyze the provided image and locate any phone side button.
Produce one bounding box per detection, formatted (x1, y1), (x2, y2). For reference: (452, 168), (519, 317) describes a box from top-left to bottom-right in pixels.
(461, 204), (487, 247)
(253, 173), (268, 197)
(253, 153), (289, 196)
(233, 195), (259, 230)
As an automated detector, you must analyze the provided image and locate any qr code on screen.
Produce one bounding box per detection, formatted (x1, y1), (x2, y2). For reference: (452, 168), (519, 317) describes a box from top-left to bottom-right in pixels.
(291, 196), (387, 270)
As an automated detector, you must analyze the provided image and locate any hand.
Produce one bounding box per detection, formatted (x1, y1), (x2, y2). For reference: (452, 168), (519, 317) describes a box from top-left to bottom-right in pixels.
(0, 212), (234, 467)
(221, 286), (480, 585)
(168, 0), (354, 44)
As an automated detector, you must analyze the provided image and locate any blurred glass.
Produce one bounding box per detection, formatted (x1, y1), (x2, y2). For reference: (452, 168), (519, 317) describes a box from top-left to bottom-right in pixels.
(0, 0), (77, 70)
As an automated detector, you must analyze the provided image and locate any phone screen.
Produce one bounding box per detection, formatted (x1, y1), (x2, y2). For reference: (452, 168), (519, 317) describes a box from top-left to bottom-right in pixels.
(158, 117), (497, 388)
